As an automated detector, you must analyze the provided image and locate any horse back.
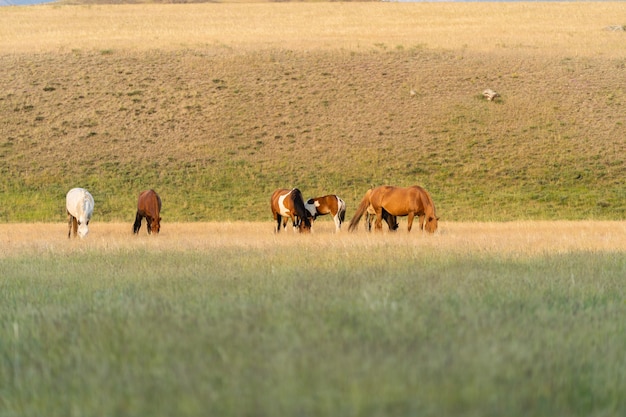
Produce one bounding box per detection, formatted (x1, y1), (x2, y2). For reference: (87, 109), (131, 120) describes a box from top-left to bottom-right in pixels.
(271, 188), (292, 214)
(308, 195), (339, 216)
(374, 186), (430, 215)
(137, 189), (161, 217)
(66, 188), (94, 219)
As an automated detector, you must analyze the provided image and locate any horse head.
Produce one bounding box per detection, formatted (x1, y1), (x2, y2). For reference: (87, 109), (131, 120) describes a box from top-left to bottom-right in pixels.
(291, 189), (311, 233)
(424, 215), (439, 234)
(298, 216), (312, 233)
(150, 216), (162, 234)
(77, 217), (90, 238)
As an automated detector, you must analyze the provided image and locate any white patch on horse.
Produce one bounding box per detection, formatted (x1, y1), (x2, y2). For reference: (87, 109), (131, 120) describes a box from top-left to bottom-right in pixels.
(304, 199), (317, 217)
(277, 191), (292, 217)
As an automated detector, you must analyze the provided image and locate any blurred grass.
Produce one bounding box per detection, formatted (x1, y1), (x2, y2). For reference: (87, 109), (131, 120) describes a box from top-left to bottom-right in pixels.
(1, 246), (625, 416)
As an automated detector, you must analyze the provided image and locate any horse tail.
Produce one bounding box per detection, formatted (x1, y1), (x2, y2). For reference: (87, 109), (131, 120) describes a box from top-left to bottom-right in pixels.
(291, 188), (311, 229)
(338, 197), (346, 223)
(348, 190), (371, 231)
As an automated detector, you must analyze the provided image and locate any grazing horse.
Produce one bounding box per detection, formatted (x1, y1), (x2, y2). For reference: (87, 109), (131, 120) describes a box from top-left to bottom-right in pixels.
(133, 189), (162, 235)
(66, 187), (94, 238)
(349, 185), (438, 233)
(270, 188), (311, 233)
(365, 204), (399, 232)
(348, 188), (398, 232)
(304, 194), (346, 232)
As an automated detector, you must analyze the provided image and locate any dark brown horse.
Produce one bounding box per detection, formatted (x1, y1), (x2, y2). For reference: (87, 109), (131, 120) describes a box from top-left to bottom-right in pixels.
(304, 194), (346, 232)
(270, 188), (311, 233)
(349, 185), (438, 233)
(365, 203), (398, 232)
(133, 189), (162, 235)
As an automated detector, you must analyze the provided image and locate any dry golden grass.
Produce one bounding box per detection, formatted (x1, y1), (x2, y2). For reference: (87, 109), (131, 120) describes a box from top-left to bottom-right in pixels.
(2, 221), (625, 258)
(1, 3), (625, 222)
(1, 3), (626, 56)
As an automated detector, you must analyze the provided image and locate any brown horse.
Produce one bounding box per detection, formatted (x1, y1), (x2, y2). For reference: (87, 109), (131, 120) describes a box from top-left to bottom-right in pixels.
(365, 204), (398, 232)
(349, 185), (438, 233)
(348, 188), (398, 232)
(133, 189), (162, 235)
(270, 188), (311, 233)
(304, 194), (346, 232)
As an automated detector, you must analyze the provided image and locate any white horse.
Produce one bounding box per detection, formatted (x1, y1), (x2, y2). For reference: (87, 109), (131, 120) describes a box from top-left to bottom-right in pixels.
(66, 188), (94, 238)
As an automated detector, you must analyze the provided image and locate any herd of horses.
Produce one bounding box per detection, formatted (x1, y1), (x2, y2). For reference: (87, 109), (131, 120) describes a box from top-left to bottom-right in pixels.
(270, 185), (439, 234)
(66, 185), (438, 239)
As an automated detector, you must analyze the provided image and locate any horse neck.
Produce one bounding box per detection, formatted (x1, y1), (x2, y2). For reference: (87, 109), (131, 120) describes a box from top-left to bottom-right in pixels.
(291, 193), (305, 216)
(291, 192), (311, 226)
(421, 191), (436, 217)
(81, 196), (93, 219)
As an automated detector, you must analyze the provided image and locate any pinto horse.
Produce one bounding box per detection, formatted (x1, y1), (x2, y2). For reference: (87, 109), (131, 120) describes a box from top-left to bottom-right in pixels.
(133, 189), (162, 235)
(304, 194), (346, 232)
(270, 188), (311, 233)
(349, 185), (438, 233)
(66, 187), (94, 238)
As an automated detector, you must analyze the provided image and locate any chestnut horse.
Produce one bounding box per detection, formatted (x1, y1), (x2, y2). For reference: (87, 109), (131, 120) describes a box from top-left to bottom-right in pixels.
(304, 194), (346, 232)
(349, 185), (438, 233)
(66, 187), (94, 238)
(133, 189), (162, 235)
(347, 188), (398, 232)
(270, 188), (311, 233)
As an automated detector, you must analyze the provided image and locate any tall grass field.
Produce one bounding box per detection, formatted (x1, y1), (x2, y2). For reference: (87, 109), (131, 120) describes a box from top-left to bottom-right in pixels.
(2, 222), (626, 416)
(1, 2), (626, 416)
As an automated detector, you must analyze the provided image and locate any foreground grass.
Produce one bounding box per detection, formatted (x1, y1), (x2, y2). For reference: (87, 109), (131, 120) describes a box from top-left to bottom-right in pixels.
(1, 223), (625, 416)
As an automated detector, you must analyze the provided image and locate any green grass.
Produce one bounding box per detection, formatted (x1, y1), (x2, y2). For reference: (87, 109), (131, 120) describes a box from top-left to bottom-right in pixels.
(2, 48), (625, 222)
(2, 247), (625, 416)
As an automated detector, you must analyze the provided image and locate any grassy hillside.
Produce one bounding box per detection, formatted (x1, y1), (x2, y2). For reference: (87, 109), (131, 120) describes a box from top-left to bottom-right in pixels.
(1, 3), (625, 222)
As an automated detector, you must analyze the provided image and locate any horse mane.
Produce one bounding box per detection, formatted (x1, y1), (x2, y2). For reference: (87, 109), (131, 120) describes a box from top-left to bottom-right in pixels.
(290, 188), (311, 228)
(416, 186), (436, 218)
(80, 191), (94, 221)
(348, 188), (372, 231)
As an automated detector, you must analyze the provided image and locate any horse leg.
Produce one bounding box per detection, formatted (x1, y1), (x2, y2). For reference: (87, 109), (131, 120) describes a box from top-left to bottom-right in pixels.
(332, 211), (341, 232)
(419, 214), (425, 230)
(382, 210), (398, 232)
(374, 209), (384, 231)
(407, 212), (415, 232)
(276, 214), (282, 233)
(67, 213), (73, 238)
(133, 212), (143, 234)
(390, 215), (399, 231)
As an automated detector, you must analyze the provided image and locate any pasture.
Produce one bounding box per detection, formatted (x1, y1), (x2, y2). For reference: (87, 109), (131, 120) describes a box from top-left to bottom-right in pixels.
(2, 221), (626, 416)
(1, 2), (626, 221)
(1, 2), (626, 416)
